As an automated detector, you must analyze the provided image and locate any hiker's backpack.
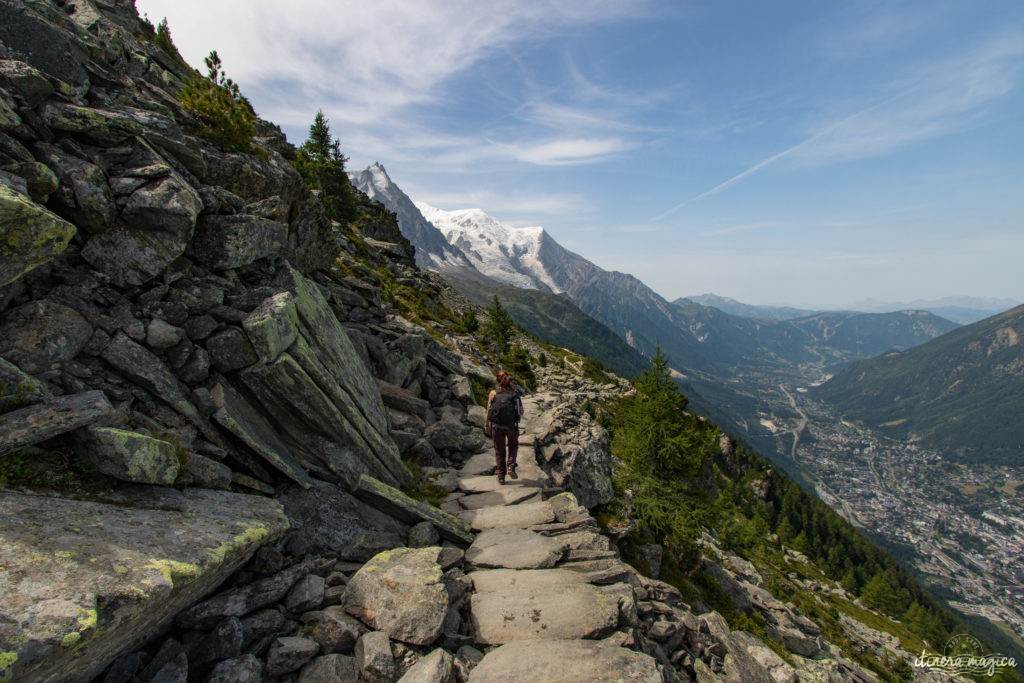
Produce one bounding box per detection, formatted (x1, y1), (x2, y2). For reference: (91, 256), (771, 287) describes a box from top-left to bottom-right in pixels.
(488, 389), (520, 428)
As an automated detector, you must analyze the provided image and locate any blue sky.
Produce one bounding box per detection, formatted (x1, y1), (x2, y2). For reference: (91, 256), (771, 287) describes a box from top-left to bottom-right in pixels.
(137, 0), (1023, 309)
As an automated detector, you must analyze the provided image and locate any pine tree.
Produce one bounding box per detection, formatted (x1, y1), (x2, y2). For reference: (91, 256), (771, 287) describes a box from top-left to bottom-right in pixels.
(612, 348), (709, 476)
(483, 296), (514, 354)
(294, 110), (358, 223)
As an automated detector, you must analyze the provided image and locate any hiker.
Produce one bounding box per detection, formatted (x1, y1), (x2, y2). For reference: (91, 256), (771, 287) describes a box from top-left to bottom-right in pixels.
(486, 370), (523, 484)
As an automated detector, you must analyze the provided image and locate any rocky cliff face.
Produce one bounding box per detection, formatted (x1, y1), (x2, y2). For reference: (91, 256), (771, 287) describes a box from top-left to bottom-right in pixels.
(0, 0), (599, 678)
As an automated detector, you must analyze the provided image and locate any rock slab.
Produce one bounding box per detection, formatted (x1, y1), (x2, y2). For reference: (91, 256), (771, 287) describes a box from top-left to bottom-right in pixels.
(468, 639), (661, 682)
(0, 489), (288, 682)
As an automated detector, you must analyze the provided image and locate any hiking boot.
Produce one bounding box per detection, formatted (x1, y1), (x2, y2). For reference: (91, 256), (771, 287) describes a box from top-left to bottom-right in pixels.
(509, 466), (518, 480)
(497, 475), (506, 485)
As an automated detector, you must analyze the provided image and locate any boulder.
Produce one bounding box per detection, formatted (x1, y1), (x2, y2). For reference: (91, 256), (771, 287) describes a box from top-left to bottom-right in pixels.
(146, 318), (186, 349)
(0, 390), (112, 457)
(210, 382), (313, 488)
(207, 654), (263, 683)
(242, 352), (400, 485)
(639, 544), (663, 579)
(0, 299), (92, 374)
(309, 606), (365, 654)
(408, 521), (440, 548)
(0, 356), (51, 410)
(286, 574), (325, 613)
(398, 648), (455, 683)
(704, 560), (752, 613)
(4, 160), (58, 202)
(34, 144), (115, 236)
(242, 291), (299, 363)
(81, 223), (186, 286)
(0, 59), (54, 107)
(343, 548), (449, 646)
(266, 636), (320, 676)
(206, 327), (259, 372)
(119, 174), (202, 239)
(177, 558), (315, 630)
(354, 631), (397, 683)
(0, 183), (75, 286)
(77, 427), (180, 485)
(298, 653), (358, 683)
(40, 102), (143, 142)
(0, 488), (288, 682)
(377, 380), (430, 419)
(425, 420), (487, 454)
(533, 404), (614, 508)
(190, 214), (287, 270)
(175, 452), (232, 489)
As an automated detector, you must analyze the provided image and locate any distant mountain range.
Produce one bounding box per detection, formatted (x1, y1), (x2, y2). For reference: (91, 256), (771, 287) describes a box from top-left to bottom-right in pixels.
(685, 293), (1019, 325)
(812, 304), (1024, 465)
(681, 294), (818, 321)
(351, 162), (959, 388)
(841, 296), (1019, 325)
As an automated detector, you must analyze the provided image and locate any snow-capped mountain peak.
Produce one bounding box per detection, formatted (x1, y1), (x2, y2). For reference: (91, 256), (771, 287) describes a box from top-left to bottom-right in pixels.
(414, 202), (562, 293)
(349, 164), (474, 271)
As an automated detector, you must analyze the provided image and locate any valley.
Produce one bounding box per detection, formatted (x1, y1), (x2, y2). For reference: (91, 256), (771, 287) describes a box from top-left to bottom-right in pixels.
(722, 371), (1024, 655)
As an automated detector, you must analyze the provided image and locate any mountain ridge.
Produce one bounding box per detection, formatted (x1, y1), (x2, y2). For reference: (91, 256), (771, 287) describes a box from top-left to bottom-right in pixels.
(812, 303), (1024, 464)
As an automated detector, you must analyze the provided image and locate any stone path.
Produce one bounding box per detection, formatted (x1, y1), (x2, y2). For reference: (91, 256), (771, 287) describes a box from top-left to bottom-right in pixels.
(449, 429), (663, 681)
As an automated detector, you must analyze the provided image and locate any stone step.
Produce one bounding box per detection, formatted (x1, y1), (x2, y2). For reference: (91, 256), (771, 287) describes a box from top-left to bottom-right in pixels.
(469, 582), (634, 645)
(465, 527), (566, 570)
(458, 487), (542, 510)
(459, 500), (556, 531)
(558, 558), (631, 575)
(563, 548), (618, 562)
(458, 452), (495, 477)
(467, 639), (661, 682)
(467, 568), (589, 594)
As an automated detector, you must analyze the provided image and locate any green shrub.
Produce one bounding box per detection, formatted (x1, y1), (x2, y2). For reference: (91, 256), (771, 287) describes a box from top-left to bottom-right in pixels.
(461, 307), (480, 334)
(179, 51), (256, 153)
(581, 355), (610, 384)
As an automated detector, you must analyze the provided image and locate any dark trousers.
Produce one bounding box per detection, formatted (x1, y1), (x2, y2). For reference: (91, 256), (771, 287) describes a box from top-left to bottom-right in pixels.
(492, 425), (518, 478)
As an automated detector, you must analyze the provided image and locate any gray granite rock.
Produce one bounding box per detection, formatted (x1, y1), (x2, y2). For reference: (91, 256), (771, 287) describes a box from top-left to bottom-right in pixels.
(468, 639), (661, 682)
(354, 631), (396, 683)
(298, 653), (357, 683)
(206, 654), (263, 683)
(398, 648), (454, 683)
(0, 489), (288, 681)
(266, 636), (320, 677)
(464, 527), (566, 570)
(343, 548), (448, 646)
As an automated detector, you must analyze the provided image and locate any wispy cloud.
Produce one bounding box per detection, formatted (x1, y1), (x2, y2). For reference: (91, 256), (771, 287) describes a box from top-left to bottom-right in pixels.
(141, 0), (654, 167)
(702, 221), (780, 237)
(650, 32), (1024, 220)
(501, 137), (634, 165)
